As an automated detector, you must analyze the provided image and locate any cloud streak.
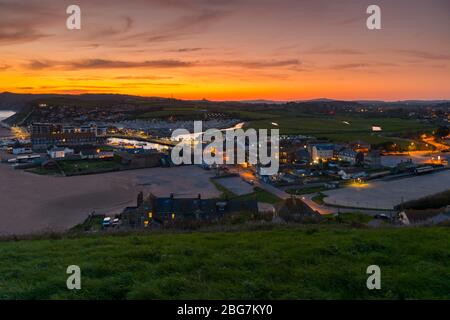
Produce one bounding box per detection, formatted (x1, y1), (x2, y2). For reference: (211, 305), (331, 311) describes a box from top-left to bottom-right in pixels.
(215, 59), (301, 69)
(24, 58), (302, 71)
(26, 59), (195, 70)
(399, 50), (450, 61)
(305, 45), (364, 55)
(0, 28), (48, 45)
(168, 48), (204, 53)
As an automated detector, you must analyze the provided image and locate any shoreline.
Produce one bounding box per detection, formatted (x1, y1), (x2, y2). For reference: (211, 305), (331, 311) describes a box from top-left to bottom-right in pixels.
(0, 164), (221, 236)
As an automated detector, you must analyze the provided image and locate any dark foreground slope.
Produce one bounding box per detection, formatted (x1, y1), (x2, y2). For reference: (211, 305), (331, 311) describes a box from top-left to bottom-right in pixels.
(0, 225), (448, 300)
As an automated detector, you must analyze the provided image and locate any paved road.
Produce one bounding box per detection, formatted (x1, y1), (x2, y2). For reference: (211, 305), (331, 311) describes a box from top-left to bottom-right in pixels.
(299, 194), (335, 215)
(231, 166), (398, 216)
(300, 194), (395, 216)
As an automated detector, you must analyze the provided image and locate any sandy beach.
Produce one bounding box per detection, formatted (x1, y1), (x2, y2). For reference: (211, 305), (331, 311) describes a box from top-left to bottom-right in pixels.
(0, 165), (220, 235)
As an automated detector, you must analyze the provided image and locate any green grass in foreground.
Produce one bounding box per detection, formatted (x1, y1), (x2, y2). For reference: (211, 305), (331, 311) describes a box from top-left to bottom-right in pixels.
(0, 225), (448, 299)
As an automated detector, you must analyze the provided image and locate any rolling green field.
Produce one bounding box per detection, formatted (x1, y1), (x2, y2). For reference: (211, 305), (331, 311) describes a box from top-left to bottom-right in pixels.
(136, 109), (208, 119)
(135, 107), (278, 120)
(0, 225), (448, 299)
(134, 105), (433, 146)
(246, 114), (433, 146)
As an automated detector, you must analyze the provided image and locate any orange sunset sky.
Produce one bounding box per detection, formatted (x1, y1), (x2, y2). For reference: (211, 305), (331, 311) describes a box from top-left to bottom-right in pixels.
(0, 0), (449, 101)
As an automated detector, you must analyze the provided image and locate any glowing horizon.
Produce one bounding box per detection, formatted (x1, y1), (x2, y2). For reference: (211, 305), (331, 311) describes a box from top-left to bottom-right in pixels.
(0, 0), (449, 101)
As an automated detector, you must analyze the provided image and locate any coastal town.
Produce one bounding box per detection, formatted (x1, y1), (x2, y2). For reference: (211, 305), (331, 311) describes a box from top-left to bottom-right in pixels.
(0, 0), (449, 303)
(1, 96), (449, 235)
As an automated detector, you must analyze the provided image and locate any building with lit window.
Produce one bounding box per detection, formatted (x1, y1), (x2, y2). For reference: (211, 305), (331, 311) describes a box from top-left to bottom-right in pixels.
(311, 144), (334, 162)
(30, 123), (106, 150)
(120, 192), (258, 228)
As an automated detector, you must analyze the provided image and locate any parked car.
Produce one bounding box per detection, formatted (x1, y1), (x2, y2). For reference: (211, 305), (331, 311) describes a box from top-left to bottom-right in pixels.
(374, 214), (391, 221)
(102, 217), (112, 227)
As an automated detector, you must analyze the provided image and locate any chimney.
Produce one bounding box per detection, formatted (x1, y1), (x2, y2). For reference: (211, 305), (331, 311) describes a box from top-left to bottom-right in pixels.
(137, 191), (144, 207)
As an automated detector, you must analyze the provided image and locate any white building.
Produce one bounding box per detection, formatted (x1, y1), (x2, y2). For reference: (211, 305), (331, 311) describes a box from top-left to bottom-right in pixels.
(311, 144), (334, 162)
(338, 149), (357, 164)
(47, 146), (74, 159)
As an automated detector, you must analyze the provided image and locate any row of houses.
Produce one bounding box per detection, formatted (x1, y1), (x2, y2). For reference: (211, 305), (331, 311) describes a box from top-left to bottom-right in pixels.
(277, 138), (380, 167)
(119, 192), (259, 228)
(309, 142), (380, 167)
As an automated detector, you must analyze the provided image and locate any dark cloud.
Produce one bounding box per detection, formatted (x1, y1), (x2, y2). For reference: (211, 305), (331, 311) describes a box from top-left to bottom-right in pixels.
(87, 16), (135, 39)
(25, 58), (302, 71)
(0, 0), (57, 45)
(305, 45), (364, 55)
(329, 63), (370, 70)
(114, 75), (173, 80)
(26, 60), (52, 70)
(335, 15), (365, 26)
(123, 9), (232, 44)
(218, 59), (301, 69)
(329, 62), (398, 70)
(67, 77), (101, 81)
(38, 85), (117, 90)
(0, 0), (238, 45)
(0, 28), (48, 45)
(399, 50), (450, 61)
(25, 59), (195, 70)
(68, 59), (194, 69)
(120, 82), (184, 87)
(168, 48), (204, 53)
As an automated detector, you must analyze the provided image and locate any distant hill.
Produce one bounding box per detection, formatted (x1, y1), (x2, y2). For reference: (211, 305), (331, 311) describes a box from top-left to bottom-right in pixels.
(0, 92), (50, 111)
(356, 100), (450, 108)
(238, 99), (287, 105)
(1, 92), (449, 112)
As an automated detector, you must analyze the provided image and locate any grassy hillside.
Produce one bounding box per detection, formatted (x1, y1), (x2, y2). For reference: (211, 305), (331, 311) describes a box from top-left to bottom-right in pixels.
(247, 115), (433, 146)
(0, 225), (448, 300)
